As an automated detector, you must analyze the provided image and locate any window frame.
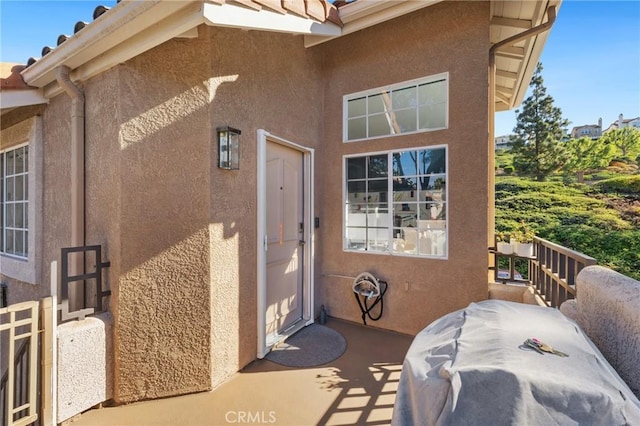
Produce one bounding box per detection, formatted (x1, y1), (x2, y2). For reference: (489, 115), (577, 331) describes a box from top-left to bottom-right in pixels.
(1, 117), (43, 285)
(343, 73), (449, 143)
(1, 143), (29, 259)
(343, 144), (449, 259)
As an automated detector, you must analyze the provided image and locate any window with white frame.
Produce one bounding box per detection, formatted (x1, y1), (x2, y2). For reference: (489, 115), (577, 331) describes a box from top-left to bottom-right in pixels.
(1, 145), (29, 258)
(344, 146), (447, 258)
(344, 73), (448, 142)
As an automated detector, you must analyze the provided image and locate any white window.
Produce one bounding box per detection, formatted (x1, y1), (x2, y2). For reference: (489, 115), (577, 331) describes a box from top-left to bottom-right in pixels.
(344, 73), (448, 142)
(1, 117), (42, 285)
(344, 145), (447, 258)
(1, 145), (29, 258)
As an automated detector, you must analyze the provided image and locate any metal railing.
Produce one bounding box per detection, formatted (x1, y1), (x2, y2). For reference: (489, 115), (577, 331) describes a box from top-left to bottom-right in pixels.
(491, 236), (597, 308)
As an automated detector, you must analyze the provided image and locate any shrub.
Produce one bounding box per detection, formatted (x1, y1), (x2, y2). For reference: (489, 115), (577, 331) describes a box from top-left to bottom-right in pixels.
(503, 165), (514, 175)
(593, 175), (640, 195)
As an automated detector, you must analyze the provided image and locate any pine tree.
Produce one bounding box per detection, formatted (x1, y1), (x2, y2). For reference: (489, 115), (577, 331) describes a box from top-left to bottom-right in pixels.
(510, 63), (569, 181)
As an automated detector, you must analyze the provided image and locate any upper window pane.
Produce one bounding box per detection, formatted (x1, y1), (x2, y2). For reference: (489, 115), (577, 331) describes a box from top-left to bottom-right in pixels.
(343, 73), (448, 141)
(368, 93), (388, 114)
(368, 114), (391, 138)
(348, 97), (366, 118)
(419, 80), (446, 105)
(348, 117), (366, 140)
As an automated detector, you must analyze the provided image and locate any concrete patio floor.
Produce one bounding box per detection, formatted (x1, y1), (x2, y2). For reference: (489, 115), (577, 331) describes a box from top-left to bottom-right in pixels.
(70, 318), (414, 426)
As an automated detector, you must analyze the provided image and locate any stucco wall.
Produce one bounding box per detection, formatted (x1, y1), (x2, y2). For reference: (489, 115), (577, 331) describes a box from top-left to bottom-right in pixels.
(85, 25), (326, 402)
(204, 26), (324, 386)
(112, 33), (213, 402)
(317, 1), (490, 335)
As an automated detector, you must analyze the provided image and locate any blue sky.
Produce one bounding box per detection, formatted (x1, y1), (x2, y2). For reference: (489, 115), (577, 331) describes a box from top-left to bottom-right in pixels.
(1, 1), (638, 136)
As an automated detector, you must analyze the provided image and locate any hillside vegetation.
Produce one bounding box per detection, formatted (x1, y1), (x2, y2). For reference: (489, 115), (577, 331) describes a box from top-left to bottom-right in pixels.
(495, 174), (640, 280)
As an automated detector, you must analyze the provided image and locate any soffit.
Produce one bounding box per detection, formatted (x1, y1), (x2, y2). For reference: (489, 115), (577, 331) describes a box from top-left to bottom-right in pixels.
(491, 0), (562, 111)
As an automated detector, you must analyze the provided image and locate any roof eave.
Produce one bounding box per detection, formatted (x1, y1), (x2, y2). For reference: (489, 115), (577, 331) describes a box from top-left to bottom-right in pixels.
(0, 89), (48, 116)
(304, 0), (442, 48)
(22, 1), (201, 92)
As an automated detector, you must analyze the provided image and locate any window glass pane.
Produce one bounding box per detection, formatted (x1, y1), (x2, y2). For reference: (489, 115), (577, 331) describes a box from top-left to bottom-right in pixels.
(15, 230), (24, 257)
(366, 229), (388, 252)
(6, 230), (14, 255)
(347, 157), (366, 180)
(419, 80), (446, 105)
(419, 175), (446, 202)
(348, 117), (367, 140)
(368, 114), (391, 138)
(392, 86), (417, 110)
(367, 155), (388, 178)
(368, 93), (388, 114)
(419, 148), (446, 174)
(25, 175), (28, 199)
(345, 226), (366, 250)
(347, 180), (366, 199)
(395, 109), (417, 133)
(348, 97), (366, 118)
(15, 148), (26, 174)
(6, 177), (14, 201)
(367, 179), (387, 196)
(15, 203), (24, 228)
(15, 175), (24, 200)
(393, 178), (417, 196)
(419, 104), (446, 130)
(7, 150), (14, 175)
(419, 174), (446, 191)
(24, 147), (28, 172)
(419, 202), (446, 221)
(393, 203), (417, 226)
(393, 151), (417, 177)
(6, 204), (14, 227)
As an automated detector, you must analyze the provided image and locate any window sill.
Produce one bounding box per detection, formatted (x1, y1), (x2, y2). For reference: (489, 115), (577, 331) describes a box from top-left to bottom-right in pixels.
(0, 254), (38, 284)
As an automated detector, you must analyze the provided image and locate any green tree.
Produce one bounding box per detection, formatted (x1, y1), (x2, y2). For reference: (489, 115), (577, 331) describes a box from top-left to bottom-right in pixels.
(563, 137), (615, 182)
(600, 127), (640, 160)
(510, 63), (569, 181)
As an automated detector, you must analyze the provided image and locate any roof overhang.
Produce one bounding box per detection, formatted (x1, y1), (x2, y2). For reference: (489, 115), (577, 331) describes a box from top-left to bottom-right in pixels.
(491, 0), (562, 111)
(303, 0), (442, 47)
(0, 90), (48, 116)
(19, 0), (560, 111)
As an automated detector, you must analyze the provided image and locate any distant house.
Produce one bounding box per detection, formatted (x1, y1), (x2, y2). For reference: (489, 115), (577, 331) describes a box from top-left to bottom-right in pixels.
(1, 0), (561, 407)
(495, 134), (514, 150)
(570, 118), (602, 139)
(605, 113), (640, 133)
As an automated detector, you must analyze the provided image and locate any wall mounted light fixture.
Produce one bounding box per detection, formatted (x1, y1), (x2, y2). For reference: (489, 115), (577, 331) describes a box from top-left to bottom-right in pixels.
(217, 126), (241, 170)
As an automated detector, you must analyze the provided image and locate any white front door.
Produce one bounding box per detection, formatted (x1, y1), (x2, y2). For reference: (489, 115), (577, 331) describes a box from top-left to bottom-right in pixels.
(265, 141), (304, 341)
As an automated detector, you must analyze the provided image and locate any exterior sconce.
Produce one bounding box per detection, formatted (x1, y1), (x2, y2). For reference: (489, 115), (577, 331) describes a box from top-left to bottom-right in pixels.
(217, 126), (241, 170)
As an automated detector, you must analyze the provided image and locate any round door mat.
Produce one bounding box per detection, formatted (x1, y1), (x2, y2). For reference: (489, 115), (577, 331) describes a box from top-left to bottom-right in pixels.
(266, 324), (347, 368)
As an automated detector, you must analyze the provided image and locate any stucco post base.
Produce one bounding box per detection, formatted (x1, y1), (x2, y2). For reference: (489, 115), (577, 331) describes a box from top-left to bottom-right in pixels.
(57, 312), (113, 423)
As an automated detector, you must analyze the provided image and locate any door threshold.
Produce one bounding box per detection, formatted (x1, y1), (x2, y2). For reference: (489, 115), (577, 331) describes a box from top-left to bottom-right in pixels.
(265, 319), (310, 352)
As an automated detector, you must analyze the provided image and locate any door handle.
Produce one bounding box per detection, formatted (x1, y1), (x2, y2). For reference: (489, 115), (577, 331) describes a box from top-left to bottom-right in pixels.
(299, 240), (306, 246)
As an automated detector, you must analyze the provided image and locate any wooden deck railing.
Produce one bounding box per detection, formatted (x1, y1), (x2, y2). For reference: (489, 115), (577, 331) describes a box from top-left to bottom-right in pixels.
(530, 237), (597, 307)
(491, 236), (597, 308)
